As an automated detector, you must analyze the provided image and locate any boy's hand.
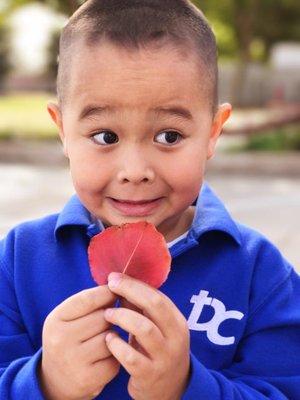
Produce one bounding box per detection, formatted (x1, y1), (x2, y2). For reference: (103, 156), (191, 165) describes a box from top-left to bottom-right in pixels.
(39, 286), (120, 400)
(104, 273), (191, 400)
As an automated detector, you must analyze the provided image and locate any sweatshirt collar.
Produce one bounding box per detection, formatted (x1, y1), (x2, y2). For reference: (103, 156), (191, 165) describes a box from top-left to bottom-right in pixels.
(54, 181), (242, 247)
(188, 182), (242, 246)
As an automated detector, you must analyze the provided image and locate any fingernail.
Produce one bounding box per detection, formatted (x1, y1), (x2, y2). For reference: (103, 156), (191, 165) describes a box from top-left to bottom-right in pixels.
(108, 272), (122, 288)
(105, 332), (114, 343)
(104, 308), (114, 318)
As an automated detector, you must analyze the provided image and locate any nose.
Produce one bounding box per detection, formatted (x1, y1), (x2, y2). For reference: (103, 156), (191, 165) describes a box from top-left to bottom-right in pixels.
(117, 146), (155, 185)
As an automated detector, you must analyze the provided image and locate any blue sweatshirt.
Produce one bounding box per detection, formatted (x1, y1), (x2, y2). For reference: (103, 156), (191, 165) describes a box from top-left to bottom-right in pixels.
(0, 181), (299, 399)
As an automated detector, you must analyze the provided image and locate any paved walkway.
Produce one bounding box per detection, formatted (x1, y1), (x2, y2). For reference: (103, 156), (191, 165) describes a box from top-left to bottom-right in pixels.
(0, 146), (299, 272)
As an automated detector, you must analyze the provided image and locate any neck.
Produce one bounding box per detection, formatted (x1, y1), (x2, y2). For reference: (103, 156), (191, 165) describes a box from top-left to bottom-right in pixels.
(160, 206), (195, 243)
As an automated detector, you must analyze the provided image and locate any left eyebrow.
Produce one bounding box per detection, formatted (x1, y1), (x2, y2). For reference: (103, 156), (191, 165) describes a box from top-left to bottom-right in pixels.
(78, 104), (194, 122)
(151, 105), (194, 122)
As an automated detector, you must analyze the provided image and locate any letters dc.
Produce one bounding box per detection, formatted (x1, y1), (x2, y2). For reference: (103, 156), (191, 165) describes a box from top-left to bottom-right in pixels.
(187, 290), (244, 346)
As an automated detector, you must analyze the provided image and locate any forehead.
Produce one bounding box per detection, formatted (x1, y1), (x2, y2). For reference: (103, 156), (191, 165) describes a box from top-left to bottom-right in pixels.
(67, 40), (208, 114)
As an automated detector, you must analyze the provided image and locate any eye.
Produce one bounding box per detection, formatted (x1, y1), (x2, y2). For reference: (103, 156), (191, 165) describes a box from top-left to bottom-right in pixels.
(92, 131), (119, 145)
(155, 131), (183, 146)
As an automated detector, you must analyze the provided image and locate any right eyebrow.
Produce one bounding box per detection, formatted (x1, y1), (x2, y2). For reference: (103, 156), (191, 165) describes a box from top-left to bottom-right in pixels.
(78, 105), (115, 121)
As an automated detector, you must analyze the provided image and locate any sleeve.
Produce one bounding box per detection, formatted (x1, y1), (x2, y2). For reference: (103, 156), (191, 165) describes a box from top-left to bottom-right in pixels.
(0, 233), (45, 399)
(182, 241), (300, 399)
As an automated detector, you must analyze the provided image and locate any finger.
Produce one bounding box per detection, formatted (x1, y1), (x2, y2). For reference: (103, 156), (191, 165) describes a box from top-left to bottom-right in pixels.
(105, 331), (151, 377)
(80, 330), (114, 363)
(70, 309), (111, 342)
(128, 333), (149, 358)
(107, 273), (183, 338)
(91, 355), (120, 385)
(104, 307), (164, 359)
(120, 298), (141, 314)
(57, 285), (118, 321)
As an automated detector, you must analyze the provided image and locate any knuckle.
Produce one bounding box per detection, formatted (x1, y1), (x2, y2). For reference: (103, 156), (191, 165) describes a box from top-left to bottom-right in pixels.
(125, 351), (138, 367)
(151, 363), (163, 382)
(101, 356), (120, 378)
(78, 370), (102, 395)
(149, 293), (163, 309)
(76, 375), (90, 394)
(111, 357), (121, 375)
(128, 378), (142, 398)
(87, 381), (105, 398)
(123, 278), (133, 292)
(87, 333), (102, 351)
(139, 320), (155, 336)
(98, 284), (117, 302)
(79, 290), (93, 309)
(93, 357), (120, 387)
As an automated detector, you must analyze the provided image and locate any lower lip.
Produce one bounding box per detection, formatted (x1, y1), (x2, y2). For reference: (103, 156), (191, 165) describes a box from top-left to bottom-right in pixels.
(108, 198), (163, 216)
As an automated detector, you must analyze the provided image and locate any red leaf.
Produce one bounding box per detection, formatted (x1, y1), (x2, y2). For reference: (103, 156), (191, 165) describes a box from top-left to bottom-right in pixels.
(88, 221), (171, 288)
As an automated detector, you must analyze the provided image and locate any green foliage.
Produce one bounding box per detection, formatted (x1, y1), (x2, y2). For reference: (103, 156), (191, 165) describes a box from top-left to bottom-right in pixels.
(230, 124), (300, 152)
(0, 24), (12, 90)
(2, 0), (85, 15)
(209, 19), (238, 60)
(45, 28), (60, 80)
(196, 0), (300, 59)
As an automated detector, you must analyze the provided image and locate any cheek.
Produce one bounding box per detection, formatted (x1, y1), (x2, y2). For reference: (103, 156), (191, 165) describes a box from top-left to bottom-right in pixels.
(164, 145), (206, 187)
(68, 149), (108, 194)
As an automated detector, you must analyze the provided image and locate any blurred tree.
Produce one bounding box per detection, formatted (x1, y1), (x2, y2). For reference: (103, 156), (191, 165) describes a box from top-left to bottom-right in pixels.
(44, 27), (60, 90)
(0, 23), (12, 92)
(257, 0), (300, 52)
(197, 0), (300, 61)
(2, 0), (84, 16)
(196, 0), (300, 105)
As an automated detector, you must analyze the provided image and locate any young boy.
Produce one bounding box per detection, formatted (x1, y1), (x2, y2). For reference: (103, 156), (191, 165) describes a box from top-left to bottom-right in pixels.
(1, 0), (299, 399)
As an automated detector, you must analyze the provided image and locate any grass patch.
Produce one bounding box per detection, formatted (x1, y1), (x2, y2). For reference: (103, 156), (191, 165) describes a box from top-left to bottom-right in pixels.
(227, 124), (300, 152)
(0, 92), (58, 140)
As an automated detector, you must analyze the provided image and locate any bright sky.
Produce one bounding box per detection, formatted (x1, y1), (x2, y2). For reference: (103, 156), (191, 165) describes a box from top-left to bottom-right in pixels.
(9, 3), (67, 74)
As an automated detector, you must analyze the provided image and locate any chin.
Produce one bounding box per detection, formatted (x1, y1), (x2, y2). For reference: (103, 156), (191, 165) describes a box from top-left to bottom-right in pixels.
(98, 214), (152, 228)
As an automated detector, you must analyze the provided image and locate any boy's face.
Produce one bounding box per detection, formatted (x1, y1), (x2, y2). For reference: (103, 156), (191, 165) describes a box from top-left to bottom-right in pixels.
(48, 41), (231, 242)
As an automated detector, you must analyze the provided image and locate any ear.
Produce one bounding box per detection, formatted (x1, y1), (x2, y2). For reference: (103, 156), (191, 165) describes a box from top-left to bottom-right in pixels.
(47, 102), (68, 158)
(207, 103), (232, 160)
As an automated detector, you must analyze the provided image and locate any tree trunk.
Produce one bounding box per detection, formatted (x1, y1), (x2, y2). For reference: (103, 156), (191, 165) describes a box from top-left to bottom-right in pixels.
(231, 48), (251, 107)
(230, 1), (259, 107)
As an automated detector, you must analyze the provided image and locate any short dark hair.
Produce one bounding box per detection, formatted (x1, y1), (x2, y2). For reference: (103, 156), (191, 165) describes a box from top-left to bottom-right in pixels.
(57, 0), (218, 114)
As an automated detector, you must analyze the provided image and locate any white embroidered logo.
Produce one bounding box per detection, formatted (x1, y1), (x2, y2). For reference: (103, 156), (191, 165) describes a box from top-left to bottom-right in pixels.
(187, 290), (244, 346)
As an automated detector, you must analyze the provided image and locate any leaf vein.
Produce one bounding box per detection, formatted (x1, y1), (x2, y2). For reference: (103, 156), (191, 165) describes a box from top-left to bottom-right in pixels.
(123, 224), (146, 274)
